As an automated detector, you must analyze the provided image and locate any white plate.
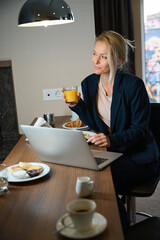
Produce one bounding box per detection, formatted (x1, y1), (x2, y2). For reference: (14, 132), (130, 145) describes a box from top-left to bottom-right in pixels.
(63, 122), (89, 130)
(7, 163), (50, 183)
(56, 212), (107, 239)
(82, 131), (96, 140)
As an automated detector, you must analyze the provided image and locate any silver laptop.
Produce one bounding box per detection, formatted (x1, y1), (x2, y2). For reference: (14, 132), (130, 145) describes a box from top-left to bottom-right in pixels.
(21, 125), (122, 171)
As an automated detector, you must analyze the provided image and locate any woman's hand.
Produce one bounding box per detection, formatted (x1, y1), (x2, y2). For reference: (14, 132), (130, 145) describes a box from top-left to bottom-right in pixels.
(62, 89), (81, 107)
(87, 133), (111, 147)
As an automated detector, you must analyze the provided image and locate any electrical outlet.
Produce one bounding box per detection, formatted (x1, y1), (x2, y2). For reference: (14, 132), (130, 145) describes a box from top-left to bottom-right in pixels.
(43, 88), (63, 101)
(43, 89), (53, 101)
(43, 87), (81, 101)
(52, 88), (63, 100)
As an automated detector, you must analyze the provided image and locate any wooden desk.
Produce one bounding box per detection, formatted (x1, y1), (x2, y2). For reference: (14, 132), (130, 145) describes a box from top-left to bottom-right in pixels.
(0, 116), (124, 240)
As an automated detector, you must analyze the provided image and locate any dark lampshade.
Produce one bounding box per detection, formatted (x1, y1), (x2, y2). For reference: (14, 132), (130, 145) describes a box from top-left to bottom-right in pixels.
(18, 0), (74, 27)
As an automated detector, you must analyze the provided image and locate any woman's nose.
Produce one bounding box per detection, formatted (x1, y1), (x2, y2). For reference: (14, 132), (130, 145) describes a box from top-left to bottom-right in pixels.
(95, 56), (100, 63)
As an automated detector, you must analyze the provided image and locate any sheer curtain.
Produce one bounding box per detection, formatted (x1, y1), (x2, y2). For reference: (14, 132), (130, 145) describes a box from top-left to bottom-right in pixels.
(93, 0), (135, 74)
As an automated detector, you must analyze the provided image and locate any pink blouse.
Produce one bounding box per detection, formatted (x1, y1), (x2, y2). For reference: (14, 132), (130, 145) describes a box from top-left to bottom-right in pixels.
(97, 79), (112, 128)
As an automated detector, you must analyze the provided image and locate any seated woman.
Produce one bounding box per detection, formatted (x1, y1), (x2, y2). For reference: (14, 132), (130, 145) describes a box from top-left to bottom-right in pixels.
(63, 30), (159, 232)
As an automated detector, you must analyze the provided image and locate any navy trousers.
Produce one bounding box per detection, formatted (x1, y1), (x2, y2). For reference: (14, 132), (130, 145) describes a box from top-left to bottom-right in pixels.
(110, 154), (159, 232)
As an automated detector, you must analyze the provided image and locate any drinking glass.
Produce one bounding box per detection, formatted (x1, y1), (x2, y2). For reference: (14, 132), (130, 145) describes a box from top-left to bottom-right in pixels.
(63, 86), (78, 104)
(0, 164), (8, 196)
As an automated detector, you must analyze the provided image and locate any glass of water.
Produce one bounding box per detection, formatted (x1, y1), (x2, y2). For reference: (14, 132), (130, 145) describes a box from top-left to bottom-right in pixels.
(0, 164), (8, 196)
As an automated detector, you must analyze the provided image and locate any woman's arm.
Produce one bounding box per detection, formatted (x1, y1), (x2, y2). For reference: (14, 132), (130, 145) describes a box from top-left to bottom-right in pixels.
(109, 76), (151, 151)
(70, 75), (101, 131)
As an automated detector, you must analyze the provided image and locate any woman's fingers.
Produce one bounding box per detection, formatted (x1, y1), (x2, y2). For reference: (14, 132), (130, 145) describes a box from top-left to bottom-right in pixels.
(87, 133), (110, 147)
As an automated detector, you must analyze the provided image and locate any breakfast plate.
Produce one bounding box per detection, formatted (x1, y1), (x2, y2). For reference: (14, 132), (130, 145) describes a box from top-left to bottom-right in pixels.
(63, 122), (89, 130)
(7, 162), (50, 182)
(56, 212), (107, 239)
(82, 131), (97, 140)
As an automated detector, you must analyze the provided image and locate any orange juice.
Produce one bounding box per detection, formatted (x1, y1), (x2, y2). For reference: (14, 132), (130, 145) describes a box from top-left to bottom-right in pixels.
(64, 87), (78, 104)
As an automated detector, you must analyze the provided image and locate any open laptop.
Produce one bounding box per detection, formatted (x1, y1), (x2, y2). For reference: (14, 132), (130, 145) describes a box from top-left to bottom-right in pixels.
(21, 125), (122, 171)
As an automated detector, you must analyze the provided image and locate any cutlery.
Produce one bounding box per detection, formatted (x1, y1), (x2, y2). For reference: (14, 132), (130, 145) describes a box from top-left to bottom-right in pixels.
(53, 223), (74, 235)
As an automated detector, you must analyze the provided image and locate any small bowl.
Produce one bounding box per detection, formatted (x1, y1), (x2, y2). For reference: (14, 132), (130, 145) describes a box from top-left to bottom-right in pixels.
(12, 170), (26, 179)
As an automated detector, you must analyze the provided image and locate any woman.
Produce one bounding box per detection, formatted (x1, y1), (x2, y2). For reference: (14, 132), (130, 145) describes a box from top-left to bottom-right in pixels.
(63, 31), (159, 231)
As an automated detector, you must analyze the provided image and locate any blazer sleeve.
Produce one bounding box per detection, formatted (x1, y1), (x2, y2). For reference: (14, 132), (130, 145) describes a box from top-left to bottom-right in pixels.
(110, 76), (150, 147)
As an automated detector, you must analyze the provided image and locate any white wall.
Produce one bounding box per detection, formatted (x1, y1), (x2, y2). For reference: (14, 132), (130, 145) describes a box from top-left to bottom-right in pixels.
(0, 0), (95, 128)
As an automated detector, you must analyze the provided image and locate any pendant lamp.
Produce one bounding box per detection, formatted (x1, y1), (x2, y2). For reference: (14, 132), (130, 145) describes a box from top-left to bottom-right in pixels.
(18, 0), (74, 27)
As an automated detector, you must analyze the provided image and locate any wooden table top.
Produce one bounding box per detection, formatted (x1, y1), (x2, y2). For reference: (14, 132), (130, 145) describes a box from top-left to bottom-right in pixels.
(0, 116), (124, 240)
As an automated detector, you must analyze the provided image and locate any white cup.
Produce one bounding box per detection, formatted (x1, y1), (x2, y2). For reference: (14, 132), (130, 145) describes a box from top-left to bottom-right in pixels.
(0, 164), (8, 196)
(62, 199), (96, 232)
(76, 176), (95, 197)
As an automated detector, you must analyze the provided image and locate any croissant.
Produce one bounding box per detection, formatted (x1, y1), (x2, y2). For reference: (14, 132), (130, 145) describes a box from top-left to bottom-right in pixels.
(66, 118), (86, 127)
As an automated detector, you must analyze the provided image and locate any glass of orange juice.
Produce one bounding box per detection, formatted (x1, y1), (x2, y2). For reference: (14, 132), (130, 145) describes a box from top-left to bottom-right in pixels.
(63, 86), (78, 104)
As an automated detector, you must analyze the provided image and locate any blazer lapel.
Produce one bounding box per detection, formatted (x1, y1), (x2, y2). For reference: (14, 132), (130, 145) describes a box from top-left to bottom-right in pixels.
(111, 73), (123, 133)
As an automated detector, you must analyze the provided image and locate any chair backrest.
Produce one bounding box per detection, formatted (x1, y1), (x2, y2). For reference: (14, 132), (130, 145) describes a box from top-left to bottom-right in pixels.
(149, 103), (160, 153)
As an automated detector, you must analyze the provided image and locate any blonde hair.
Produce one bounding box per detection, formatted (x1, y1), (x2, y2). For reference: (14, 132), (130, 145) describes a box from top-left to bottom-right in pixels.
(96, 31), (134, 84)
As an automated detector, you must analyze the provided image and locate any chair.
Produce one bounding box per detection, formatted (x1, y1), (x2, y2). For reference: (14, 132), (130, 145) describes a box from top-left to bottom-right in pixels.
(125, 216), (160, 240)
(126, 103), (160, 223)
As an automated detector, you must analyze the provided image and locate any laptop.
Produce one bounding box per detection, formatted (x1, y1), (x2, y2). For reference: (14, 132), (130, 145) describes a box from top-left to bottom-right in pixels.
(21, 125), (122, 171)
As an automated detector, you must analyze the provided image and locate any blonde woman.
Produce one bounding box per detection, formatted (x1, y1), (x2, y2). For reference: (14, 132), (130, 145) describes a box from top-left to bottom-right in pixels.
(64, 31), (159, 231)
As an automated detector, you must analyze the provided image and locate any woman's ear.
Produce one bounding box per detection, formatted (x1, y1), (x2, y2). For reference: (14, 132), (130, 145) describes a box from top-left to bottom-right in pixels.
(117, 58), (124, 66)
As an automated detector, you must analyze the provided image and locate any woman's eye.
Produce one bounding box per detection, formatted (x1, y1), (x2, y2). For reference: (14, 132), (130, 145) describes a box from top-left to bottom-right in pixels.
(93, 52), (96, 56)
(101, 55), (107, 60)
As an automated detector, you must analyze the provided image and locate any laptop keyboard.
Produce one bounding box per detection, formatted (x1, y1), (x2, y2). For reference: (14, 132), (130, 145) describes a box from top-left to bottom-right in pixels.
(95, 157), (108, 166)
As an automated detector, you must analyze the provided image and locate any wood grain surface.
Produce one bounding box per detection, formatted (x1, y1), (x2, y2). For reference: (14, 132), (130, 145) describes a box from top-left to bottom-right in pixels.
(0, 116), (124, 240)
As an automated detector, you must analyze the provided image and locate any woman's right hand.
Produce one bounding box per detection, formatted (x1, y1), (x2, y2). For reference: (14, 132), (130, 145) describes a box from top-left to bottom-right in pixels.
(62, 89), (81, 107)
(87, 133), (111, 147)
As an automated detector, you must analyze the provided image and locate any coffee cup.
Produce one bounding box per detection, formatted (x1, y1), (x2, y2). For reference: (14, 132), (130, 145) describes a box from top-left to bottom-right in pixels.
(76, 176), (95, 197)
(61, 199), (96, 232)
(0, 164), (9, 196)
(63, 86), (78, 104)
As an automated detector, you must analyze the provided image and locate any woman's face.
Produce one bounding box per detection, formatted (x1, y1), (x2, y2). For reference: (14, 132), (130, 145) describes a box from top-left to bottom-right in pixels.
(92, 40), (110, 75)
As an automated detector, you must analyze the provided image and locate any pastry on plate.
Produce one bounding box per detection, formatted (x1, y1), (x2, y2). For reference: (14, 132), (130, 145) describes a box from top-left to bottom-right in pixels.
(65, 118), (86, 128)
(10, 165), (22, 173)
(19, 162), (32, 170)
(10, 162), (44, 178)
(27, 165), (43, 172)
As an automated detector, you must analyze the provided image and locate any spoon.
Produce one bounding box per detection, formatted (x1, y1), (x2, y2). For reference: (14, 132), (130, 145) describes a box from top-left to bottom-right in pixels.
(53, 223), (74, 235)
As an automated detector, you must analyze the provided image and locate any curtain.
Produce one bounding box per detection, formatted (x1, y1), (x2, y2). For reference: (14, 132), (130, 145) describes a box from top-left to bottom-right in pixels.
(93, 0), (135, 74)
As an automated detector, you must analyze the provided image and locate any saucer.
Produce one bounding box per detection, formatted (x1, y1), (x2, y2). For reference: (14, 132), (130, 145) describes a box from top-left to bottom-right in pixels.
(56, 212), (107, 239)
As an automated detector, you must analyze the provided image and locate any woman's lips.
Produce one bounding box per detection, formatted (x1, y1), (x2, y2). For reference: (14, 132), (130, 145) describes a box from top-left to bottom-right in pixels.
(94, 65), (101, 71)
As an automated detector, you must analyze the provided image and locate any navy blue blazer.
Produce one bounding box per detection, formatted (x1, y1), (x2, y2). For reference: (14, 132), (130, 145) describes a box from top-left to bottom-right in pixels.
(71, 71), (159, 165)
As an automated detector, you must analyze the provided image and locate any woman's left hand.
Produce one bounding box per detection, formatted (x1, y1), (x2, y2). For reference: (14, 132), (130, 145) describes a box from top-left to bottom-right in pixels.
(62, 89), (81, 107)
(87, 133), (111, 147)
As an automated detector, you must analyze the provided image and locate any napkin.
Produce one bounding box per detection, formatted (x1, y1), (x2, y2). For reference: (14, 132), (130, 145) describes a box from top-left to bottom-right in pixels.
(25, 117), (51, 141)
(34, 117), (51, 128)
(71, 111), (79, 121)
